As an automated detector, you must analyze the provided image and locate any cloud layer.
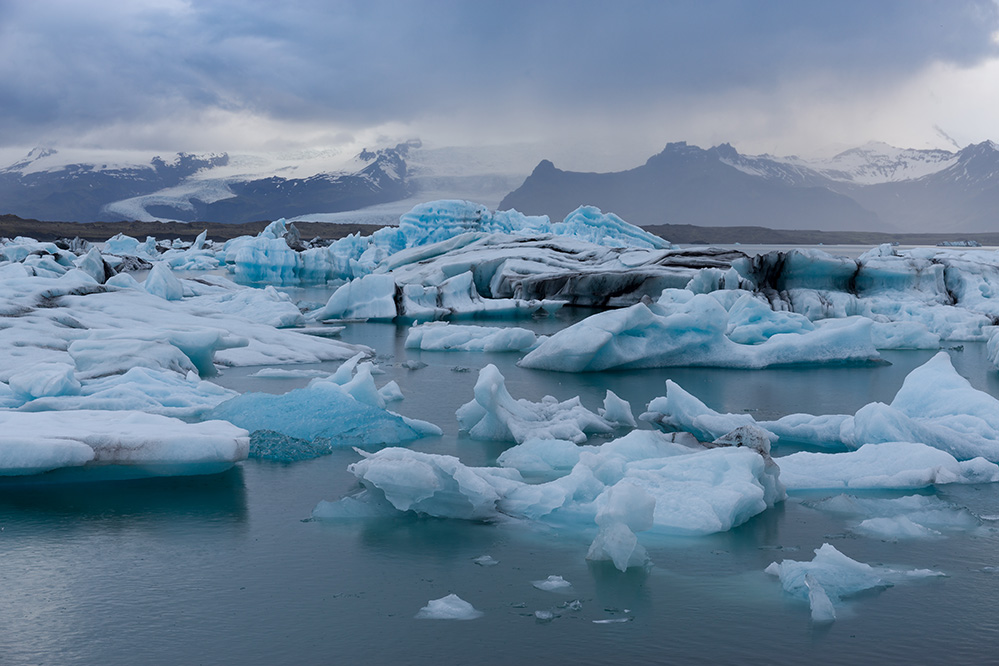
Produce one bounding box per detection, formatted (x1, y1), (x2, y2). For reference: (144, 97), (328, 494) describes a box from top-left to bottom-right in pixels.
(2, 0), (998, 162)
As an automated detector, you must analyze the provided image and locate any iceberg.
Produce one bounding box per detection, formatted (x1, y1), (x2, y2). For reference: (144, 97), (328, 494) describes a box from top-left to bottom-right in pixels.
(455, 364), (619, 444)
(405, 322), (537, 352)
(519, 296), (881, 372)
(0, 410), (248, 478)
(323, 427), (784, 555)
(765, 543), (943, 622)
(415, 594), (483, 620)
(776, 442), (999, 490)
(209, 356), (441, 460)
(643, 352), (999, 462)
(745, 246), (999, 341)
(532, 575), (572, 591)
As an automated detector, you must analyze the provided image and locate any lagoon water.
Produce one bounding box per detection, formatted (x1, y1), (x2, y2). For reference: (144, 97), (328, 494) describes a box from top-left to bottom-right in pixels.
(3, 304), (999, 664)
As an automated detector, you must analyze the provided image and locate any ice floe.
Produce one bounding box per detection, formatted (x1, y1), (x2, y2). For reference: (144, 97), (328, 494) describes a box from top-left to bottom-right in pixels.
(0, 410), (248, 478)
(519, 295), (882, 372)
(765, 543), (944, 622)
(405, 322), (537, 352)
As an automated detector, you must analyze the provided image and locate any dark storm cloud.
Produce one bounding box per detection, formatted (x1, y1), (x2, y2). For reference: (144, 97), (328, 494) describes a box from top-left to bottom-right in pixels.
(1, 0), (997, 147)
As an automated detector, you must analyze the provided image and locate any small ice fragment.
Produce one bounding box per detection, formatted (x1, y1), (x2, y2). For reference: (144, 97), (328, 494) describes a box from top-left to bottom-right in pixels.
(562, 600), (583, 611)
(593, 618), (633, 624)
(401, 360), (427, 370)
(804, 574), (836, 623)
(415, 594), (483, 620)
(534, 610), (555, 622)
(532, 575), (572, 591)
(473, 555), (500, 567)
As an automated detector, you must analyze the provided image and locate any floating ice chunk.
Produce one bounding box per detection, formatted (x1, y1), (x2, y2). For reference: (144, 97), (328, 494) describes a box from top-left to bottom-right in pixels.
(776, 442), (999, 490)
(587, 481), (655, 571)
(651, 353), (999, 462)
(311, 273), (398, 321)
(348, 448), (518, 519)
(248, 368), (331, 379)
(532, 575), (572, 591)
(804, 574), (836, 623)
(806, 494), (980, 541)
(415, 594), (483, 620)
(0, 410), (248, 477)
(144, 262), (184, 300)
(105, 272), (142, 290)
(378, 380), (404, 402)
(456, 364), (615, 444)
(520, 297), (880, 372)
(599, 390), (636, 428)
(765, 543), (943, 621)
(855, 516), (942, 540)
(473, 555), (500, 567)
(311, 490), (399, 519)
(326, 428), (781, 554)
(642, 380), (771, 443)
(209, 381), (439, 457)
(74, 246), (111, 284)
(405, 322), (537, 352)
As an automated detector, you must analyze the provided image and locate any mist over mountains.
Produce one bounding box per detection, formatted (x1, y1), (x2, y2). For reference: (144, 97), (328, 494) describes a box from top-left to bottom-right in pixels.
(502, 141), (999, 234)
(2, 139), (998, 234)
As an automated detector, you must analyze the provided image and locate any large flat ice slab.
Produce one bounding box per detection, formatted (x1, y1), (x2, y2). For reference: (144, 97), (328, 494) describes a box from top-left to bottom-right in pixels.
(519, 296), (881, 372)
(0, 410), (248, 478)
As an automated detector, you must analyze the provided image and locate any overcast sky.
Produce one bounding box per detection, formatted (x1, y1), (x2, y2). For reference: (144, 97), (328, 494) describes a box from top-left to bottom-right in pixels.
(2, 0), (999, 168)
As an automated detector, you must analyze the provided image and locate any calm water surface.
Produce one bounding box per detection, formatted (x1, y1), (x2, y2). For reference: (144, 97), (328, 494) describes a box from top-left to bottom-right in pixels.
(2, 307), (998, 665)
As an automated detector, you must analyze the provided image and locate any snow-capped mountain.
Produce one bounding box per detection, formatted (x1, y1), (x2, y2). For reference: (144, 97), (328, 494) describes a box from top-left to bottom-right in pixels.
(0, 142), (417, 224)
(501, 141), (999, 233)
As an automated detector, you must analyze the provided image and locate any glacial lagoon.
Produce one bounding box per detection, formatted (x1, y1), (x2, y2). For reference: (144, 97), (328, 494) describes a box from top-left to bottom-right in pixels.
(2, 305), (998, 665)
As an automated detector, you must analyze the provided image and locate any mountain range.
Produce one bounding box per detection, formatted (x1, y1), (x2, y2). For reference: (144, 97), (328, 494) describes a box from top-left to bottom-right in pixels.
(501, 141), (999, 234)
(2, 139), (998, 234)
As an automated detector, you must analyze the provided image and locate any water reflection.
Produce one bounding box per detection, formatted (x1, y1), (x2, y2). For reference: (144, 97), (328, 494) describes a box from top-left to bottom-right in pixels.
(0, 466), (248, 527)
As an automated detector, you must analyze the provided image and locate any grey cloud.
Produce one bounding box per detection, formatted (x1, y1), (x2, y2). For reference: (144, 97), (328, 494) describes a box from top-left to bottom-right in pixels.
(1, 0), (997, 147)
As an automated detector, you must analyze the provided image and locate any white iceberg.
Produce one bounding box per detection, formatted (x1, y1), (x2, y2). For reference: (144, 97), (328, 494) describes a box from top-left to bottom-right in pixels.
(455, 364), (618, 444)
(776, 442), (999, 490)
(415, 594), (483, 620)
(405, 322), (537, 352)
(325, 427), (783, 547)
(0, 410), (248, 478)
